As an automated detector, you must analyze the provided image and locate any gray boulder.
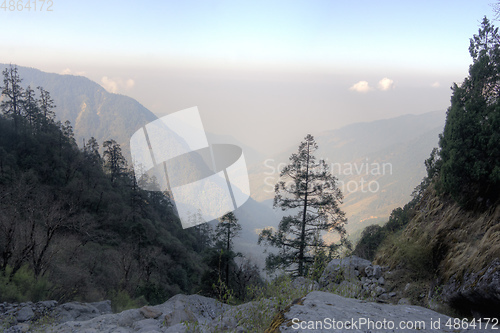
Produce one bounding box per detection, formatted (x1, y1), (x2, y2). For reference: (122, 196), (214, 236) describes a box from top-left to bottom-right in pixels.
(319, 255), (371, 286)
(372, 265), (383, 279)
(277, 291), (496, 332)
(139, 306), (162, 319)
(205, 299), (275, 332)
(48, 294), (230, 333)
(319, 256), (397, 301)
(39, 300), (58, 308)
(156, 293), (231, 327)
(374, 286), (386, 296)
(90, 300), (112, 315)
(16, 306), (34, 322)
(365, 265), (374, 277)
(398, 298), (411, 305)
(55, 301), (102, 322)
(335, 280), (363, 298)
(291, 276), (320, 292)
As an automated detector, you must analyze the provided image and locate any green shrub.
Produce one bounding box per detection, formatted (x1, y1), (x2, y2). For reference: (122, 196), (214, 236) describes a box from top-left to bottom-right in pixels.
(0, 265), (51, 302)
(353, 224), (385, 261)
(110, 290), (144, 312)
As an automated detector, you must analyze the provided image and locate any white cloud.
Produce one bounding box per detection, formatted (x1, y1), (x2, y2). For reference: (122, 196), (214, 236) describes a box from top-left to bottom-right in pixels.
(100, 76), (135, 93)
(431, 81), (440, 88)
(349, 81), (373, 93)
(377, 77), (394, 91)
(125, 79), (135, 89)
(350, 78), (395, 93)
(101, 76), (118, 93)
(61, 68), (86, 76)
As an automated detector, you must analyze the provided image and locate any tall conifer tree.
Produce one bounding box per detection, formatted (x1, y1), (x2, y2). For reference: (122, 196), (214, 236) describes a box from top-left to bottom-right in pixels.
(259, 134), (347, 276)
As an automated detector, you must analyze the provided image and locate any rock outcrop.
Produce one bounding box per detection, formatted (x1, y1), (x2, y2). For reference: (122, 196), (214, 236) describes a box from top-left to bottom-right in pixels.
(442, 258), (500, 318)
(47, 294), (229, 333)
(0, 300), (112, 332)
(319, 255), (396, 301)
(2, 291), (493, 332)
(275, 291), (497, 332)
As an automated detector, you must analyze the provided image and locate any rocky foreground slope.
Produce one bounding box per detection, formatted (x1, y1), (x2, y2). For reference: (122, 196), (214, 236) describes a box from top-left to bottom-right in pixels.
(2, 256), (498, 332)
(2, 291), (496, 333)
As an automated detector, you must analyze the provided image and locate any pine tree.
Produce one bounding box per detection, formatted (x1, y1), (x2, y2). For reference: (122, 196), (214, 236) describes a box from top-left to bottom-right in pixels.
(259, 134), (348, 276)
(1, 65), (24, 130)
(22, 86), (40, 131)
(215, 212), (241, 252)
(83, 137), (102, 167)
(215, 212), (241, 286)
(103, 139), (127, 183)
(438, 17), (500, 207)
(37, 86), (56, 127)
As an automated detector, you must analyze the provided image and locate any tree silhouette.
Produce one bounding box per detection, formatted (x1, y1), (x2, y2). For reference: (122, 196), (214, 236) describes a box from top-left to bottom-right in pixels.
(259, 134), (348, 276)
(1, 65), (24, 130)
(103, 139), (127, 183)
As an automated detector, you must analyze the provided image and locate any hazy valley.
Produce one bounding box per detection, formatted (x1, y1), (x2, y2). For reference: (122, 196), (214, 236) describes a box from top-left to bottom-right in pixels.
(1, 65), (449, 265)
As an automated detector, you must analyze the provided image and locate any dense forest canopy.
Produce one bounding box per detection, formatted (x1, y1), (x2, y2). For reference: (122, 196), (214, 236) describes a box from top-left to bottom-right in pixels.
(0, 65), (215, 306)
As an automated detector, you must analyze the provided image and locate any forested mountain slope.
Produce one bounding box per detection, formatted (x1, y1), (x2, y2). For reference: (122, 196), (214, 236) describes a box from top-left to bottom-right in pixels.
(1, 64), (156, 159)
(0, 86), (209, 307)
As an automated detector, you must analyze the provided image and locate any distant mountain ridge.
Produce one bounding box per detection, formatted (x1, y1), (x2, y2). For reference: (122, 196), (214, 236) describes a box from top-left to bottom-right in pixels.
(316, 111), (446, 163)
(1, 64), (157, 158)
(247, 110), (446, 239)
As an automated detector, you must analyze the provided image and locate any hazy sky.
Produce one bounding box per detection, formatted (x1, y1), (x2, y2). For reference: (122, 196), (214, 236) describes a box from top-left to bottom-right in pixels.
(0, 0), (495, 155)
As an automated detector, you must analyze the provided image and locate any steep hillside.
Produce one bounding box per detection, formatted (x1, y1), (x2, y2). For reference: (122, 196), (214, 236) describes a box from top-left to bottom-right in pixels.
(374, 185), (500, 317)
(0, 110), (208, 306)
(2, 64), (157, 158)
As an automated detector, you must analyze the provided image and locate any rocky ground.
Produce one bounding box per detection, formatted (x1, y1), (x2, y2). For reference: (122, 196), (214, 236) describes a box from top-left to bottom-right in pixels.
(0, 299), (113, 332)
(274, 291), (498, 333)
(1, 256), (497, 332)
